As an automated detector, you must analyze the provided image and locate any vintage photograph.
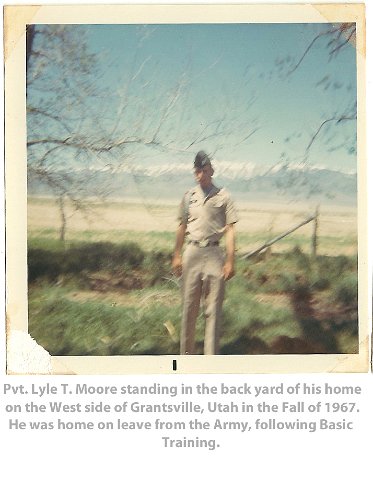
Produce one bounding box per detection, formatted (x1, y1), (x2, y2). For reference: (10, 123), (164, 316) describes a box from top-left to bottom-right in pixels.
(5, 4), (368, 373)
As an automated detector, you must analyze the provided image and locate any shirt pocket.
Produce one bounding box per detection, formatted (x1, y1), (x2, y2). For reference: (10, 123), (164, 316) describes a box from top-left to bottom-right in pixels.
(188, 198), (202, 221)
(209, 197), (225, 209)
(206, 198), (226, 225)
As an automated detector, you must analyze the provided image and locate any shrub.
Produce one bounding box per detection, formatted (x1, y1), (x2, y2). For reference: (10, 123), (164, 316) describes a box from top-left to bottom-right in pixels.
(285, 246), (311, 272)
(65, 242), (145, 272)
(311, 277), (330, 291)
(112, 242), (145, 269)
(316, 255), (356, 280)
(274, 272), (298, 293)
(143, 250), (172, 285)
(333, 275), (358, 307)
(28, 241), (145, 282)
(27, 248), (65, 282)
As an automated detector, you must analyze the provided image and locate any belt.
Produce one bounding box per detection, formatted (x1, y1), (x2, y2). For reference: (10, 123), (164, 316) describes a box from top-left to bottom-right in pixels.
(189, 240), (219, 247)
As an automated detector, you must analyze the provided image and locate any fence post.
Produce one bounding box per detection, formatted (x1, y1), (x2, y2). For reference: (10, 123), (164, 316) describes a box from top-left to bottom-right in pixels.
(312, 205), (319, 257)
(266, 218), (274, 258)
(241, 213), (317, 260)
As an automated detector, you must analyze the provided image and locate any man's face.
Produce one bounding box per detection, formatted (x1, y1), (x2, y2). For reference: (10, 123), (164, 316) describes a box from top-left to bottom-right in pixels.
(194, 164), (213, 188)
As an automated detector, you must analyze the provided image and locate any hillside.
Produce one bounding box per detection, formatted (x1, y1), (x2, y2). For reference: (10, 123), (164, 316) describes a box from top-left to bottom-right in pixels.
(28, 165), (357, 206)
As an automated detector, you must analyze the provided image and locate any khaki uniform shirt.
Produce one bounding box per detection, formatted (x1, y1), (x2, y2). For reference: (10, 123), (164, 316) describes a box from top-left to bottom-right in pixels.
(178, 185), (238, 243)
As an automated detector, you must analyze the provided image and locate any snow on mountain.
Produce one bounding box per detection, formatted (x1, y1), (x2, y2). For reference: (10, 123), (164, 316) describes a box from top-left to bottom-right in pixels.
(28, 162), (357, 206)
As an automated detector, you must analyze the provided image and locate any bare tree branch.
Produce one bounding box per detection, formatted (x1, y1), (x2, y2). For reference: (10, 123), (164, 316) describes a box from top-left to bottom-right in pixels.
(287, 27), (338, 75)
(287, 24), (355, 76)
(304, 111), (356, 160)
(330, 26), (356, 55)
(27, 24), (262, 237)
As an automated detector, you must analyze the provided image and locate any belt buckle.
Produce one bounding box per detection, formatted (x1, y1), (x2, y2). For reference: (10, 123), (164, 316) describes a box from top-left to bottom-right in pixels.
(199, 239), (209, 247)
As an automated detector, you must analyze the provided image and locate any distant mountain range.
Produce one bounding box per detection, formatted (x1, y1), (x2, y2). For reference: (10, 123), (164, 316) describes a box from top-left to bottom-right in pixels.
(28, 165), (357, 206)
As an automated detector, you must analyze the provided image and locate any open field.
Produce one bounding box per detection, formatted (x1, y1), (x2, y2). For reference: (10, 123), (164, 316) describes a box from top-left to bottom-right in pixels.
(26, 196), (359, 357)
(28, 196), (357, 256)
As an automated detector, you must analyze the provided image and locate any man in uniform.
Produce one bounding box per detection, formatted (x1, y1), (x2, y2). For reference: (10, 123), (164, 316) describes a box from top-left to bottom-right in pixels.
(172, 151), (238, 355)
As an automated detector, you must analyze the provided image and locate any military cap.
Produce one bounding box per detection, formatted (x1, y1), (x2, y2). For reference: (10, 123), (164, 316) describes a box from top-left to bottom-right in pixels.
(194, 151), (212, 169)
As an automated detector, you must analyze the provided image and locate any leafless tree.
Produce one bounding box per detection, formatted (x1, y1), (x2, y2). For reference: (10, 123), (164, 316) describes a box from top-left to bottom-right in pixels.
(272, 23), (357, 198)
(27, 24), (259, 239)
(291, 23), (357, 162)
(27, 25), (115, 240)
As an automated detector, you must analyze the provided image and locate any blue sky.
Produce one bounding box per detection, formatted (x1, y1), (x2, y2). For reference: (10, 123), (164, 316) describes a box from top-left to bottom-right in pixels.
(34, 23), (358, 176)
(88, 23), (356, 174)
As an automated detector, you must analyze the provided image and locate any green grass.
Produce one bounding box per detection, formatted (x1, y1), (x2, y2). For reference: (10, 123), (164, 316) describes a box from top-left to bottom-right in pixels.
(29, 229), (175, 253)
(29, 227), (357, 257)
(27, 235), (359, 356)
(28, 283), (181, 356)
(28, 278), (298, 356)
(222, 278), (300, 350)
(236, 232), (357, 256)
(332, 273), (358, 306)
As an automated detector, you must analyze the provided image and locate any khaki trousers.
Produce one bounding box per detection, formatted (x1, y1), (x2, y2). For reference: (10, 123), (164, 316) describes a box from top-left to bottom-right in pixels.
(180, 244), (225, 355)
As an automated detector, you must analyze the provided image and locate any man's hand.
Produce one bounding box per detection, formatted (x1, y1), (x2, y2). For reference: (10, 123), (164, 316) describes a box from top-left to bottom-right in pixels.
(223, 223), (236, 281)
(223, 261), (235, 281)
(172, 253), (183, 277)
(172, 223), (186, 278)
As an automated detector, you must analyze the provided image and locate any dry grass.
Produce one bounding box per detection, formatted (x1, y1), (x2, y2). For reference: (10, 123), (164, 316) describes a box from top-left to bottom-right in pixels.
(28, 196), (357, 255)
(66, 289), (178, 309)
(254, 293), (291, 310)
